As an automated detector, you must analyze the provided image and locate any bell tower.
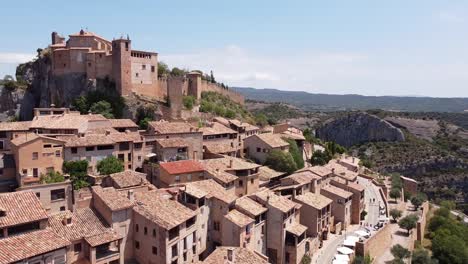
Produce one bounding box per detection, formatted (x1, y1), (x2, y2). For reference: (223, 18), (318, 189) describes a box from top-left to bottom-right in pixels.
(112, 37), (132, 96)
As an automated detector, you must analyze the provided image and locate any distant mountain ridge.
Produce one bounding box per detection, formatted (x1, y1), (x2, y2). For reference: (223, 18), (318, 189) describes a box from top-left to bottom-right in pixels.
(233, 87), (468, 113)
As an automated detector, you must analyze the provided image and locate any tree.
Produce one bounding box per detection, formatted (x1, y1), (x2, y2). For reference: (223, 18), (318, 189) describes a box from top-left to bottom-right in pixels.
(412, 248), (437, 264)
(136, 105), (156, 130)
(432, 230), (468, 264)
(72, 96), (88, 114)
(63, 160), (90, 190)
(40, 171), (65, 184)
(171, 67), (186, 77)
(390, 188), (401, 202)
(325, 141), (346, 156)
(440, 200), (456, 210)
(411, 193), (426, 211)
(89, 100), (114, 119)
(158, 62), (170, 77)
(254, 113), (268, 127)
(265, 150), (297, 174)
(97, 156), (124, 175)
(390, 209), (403, 222)
(398, 214), (418, 235)
(183, 95), (196, 110)
(285, 138), (304, 170)
(311, 149), (332, 166)
(300, 255), (311, 264)
(391, 244), (410, 260)
(353, 254), (372, 264)
(210, 70), (216, 83)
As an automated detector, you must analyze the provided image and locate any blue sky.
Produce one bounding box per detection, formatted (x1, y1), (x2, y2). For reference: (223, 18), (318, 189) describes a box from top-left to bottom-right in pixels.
(1, 0), (468, 97)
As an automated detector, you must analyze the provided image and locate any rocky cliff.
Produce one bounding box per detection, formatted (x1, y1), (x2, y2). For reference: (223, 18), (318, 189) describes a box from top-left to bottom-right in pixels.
(316, 112), (405, 147)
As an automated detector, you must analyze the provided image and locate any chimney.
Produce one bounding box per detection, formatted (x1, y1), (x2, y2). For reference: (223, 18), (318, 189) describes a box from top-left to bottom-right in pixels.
(227, 249), (234, 262)
(62, 214), (72, 226)
(332, 168), (335, 174)
(352, 157), (355, 163)
(229, 159), (233, 168)
(105, 130), (111, 135)
(128, 190), (134, 202)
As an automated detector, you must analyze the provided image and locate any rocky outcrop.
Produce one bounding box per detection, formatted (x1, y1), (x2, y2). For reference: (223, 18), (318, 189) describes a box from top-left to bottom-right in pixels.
(316, 112), (405, 147)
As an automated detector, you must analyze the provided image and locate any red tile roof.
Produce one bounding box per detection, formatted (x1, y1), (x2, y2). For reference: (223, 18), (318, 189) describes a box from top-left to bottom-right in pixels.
(160, 160), (205, 175)
(0, 191), (48, 228)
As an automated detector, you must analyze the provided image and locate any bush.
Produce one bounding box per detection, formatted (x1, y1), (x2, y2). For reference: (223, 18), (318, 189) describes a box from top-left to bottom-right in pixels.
(265, 150), (297, 174)
(390, 188), (401, 202)
(285, 138), (304, 169)
(136, 105), (156, 129)
(89, 100), (114, 119)
(97, 156), (124, 175)
(40, 171), (65, 184)
(398, 214), (418, 235)
(311, 149), (332, 166)
(72, 82), (125, 118)
(183, 95), (196, 110)
(390, 209), (402, 222)
(391, 244), (410, 260)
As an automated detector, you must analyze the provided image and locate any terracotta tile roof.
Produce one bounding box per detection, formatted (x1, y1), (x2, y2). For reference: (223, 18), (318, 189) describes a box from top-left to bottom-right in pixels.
(109, 170), (148, 189)
(0, 121), (31, 131)
(48, 208), (118, 243)
(254, 190), (299, 213)
(301, 166), (333, 178)
(156, 138), (189, 148)
(201, 122), (237, 136)
(213, 117), (230, 126)
(286, 223), (307, 236)
(282, 171), (320, 186)
(257, 166), (285, 181)
(108, 131), (143, 143)
(201, 156), (261, 172)
(0, 191), (48, 228)
(202, 247), (269, 264)
(295, 192), (332, 210)
(10, 133), (65, 147)
(206, 169), (238, 184)
(321, 185), (353, 199)
(109, 119), (138, 128)
(280, 131), (305, 140)
(225, 209), (254, 227)
(149, 121), (200, 134)
(160, 160), (205, 175)
(85, 230), (123, 247)
(235, 196), (267, 216)
(92, 186), (134, 211)
(228, 119), (247, 128)
(245, 123), (260, 132)
(182, 184), (208, 199)
(133, 191), (196, 229)
(30, 113), (106, 133)
(0, 229), (70, 264)
(326, 161), (358, 181)
(186, 180), (237, 204)
(253, 133), (289, 148)
(331, 177), (365, 192)
(203, 141), (237, 154)
(58, 134), (114, 147)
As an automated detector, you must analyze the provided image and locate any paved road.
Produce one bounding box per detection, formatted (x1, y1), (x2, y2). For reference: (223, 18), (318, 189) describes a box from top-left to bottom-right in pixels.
(358, 176), (382, 226)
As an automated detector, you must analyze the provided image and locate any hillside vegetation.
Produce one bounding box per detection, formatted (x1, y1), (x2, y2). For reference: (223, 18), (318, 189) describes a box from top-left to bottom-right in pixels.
(199, 91), (255, 123)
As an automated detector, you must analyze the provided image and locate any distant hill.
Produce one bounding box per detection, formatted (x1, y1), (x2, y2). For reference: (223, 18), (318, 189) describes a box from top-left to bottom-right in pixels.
(233, 87), (468, 113)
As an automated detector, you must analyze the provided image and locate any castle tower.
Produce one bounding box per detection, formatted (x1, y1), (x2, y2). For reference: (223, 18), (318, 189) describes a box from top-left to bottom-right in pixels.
(187, 71), (202, 100)
(112, 38), (132, 96)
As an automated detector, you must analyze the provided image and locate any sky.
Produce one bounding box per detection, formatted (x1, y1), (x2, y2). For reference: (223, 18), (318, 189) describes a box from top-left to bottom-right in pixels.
(1, 0), (468, 97)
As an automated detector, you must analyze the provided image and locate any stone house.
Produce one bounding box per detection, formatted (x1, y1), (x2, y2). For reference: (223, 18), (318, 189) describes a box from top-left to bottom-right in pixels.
(320, 185), (353, 231)
(330, 177), (365, 225)
(200, 122), (239, 157)
(201, 246), (269, 264)
(244, 133), (289, 164)
(16, 180), (73, 215)
(234, 196), (268, 255)
(158, 159), (205, 188)
(293, 192), (332, 242)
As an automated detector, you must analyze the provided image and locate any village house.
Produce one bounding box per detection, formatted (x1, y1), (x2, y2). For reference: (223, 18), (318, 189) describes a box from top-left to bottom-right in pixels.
(234, 196), (268, 255)
(0, 153), (15, 191)
(221, 209), (256, 249)
(327, 160), (358, 183)
(244, 133), (289, 164)
(103, 170), (151, 192)
(320, 185), (353, 232)
(0, 191), (70, 264)
(201, 246), (269, 264)
(274, 171), (320, 199)
(16, 180), (73, 214)
(0, 121), (31, 153)
(154, 138), (191, 162)
(293, 192), (333, 243)
(147, 121), (203, 160)
(200, 122), (239, 157)
(10, 134), (65, 186)
(158, 159), (205, 188)
(252, 190), (310, 264)
(183, 180), (237, 253)
(300, 166), (333, 187)
(337, 155), (361, 172)
(257, 165), (286, 188)
(213, 117), (259, 157)
(330, 177), (365, 225)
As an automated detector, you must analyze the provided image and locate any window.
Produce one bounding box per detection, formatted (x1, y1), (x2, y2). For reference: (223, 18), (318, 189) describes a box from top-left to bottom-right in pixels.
(0, 131), (6, 138)
(97, 145), (114, 150)
(187, 174), (192, 181)
(142, 64), (146, 70)
(85, 146), (94, 151)
(151, 65), (155, 72)
(44, 144), (52, 148)
(172, 244), (178, 258)
(0, 141), (3, 150)
(128, 153), (132, 161)
(175, 175), (180, 183)
(60, 206), (66, 211)
(135, 241), (140, 249)
(239, 180), (243, 187)
(135, 73), (139, 77)
(32, 152), (38, 160)
(22, 169), (27, 175)
(51, 189), (65, 201)
(152, 246), (157, 255)
(35, 192), (40, 198)
(119, 142), (130, 151)
(128, 164), (132, 169)
(186, 217), (196, 228)
(144, 227), (148, 235)
(138, 156), (142, 161)
(125, 42), (129, 51)
(55, 150), (61, 157)
(214, 221), (220, 231)
(71, 147), (78, 154)
(153, 229), (156, 237)
(0, 168), (2, 175)
(88, 62), (92, 67)
(118, 154), (125, 161)
(256, 147), (261, 152)
(33, 168), (39, 177)
(135, 224), (139, 232)
(251, 178), (254, 184)
(74, 243), (82, 253)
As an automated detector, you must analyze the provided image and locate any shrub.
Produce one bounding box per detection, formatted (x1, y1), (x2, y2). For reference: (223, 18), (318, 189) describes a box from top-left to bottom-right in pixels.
(63, 160), (90, 190)
(183, 95), (196, 110)
(97, 156), (124, 175)
(311, 149), (332, 166)
(285, 138), (304, 169)
(40, 171), (65, 184)
(390, 209), (402, 222)
(265, 150), (297, 174)
(398, 214), (418, 235)
(89, 100), (114, 119)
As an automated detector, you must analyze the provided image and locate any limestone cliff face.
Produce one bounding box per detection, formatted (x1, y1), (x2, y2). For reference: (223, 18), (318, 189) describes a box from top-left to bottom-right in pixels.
(16, 53), (91, 120)
(316, 112), (405, 147)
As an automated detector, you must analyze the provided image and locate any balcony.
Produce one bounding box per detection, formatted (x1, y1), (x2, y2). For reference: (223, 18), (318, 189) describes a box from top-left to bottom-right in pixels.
(95, 244), (120, 264)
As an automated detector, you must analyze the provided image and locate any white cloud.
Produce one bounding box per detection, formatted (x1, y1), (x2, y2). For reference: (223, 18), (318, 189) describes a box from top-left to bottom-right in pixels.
(438, 12), (464, 23)
(0, 52), (35, 64)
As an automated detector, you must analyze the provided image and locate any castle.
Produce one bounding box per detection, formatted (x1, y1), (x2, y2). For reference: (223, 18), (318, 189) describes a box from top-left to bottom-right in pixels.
(50, 30), (244, 105)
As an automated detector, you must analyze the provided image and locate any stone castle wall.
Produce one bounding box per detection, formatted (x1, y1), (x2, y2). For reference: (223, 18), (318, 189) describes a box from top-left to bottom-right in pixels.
(200, 80), (244, 104)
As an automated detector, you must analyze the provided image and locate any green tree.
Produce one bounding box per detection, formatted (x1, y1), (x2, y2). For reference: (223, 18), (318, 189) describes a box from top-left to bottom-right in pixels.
(89, 100), (114, 119)
(440, 200), (456, 210)
(171, 67), (186, 77)
(136, 105), (156, 130)
(390, 209), (403, 222)
(210, 70), (216, 83)
(391, 244), (410, 260)
(300, 255), (311, 264)
(412, 248), (437, 264)
(265, 150), (297, 174)
(40, 171), (65, 184)
(224, 109), (236, 118)
(432, 230), (468, 264)
(398, 214), (419, 235)
(311, 149), (332, 166)
(353, 254), (372, 264)
(254, 113), (268, 127)
(63, 160), (90, 190)
(158, 62), (170, 77)
(325, 141), (346, 156)
(411, 193), (427, 211)
(97, 156), (124, 175)
(285, 138), (304, 169)
(72, 96), (88, 114)
(390, 188), (401, 202)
